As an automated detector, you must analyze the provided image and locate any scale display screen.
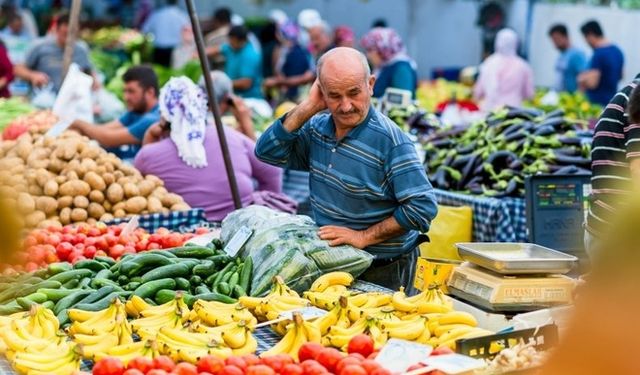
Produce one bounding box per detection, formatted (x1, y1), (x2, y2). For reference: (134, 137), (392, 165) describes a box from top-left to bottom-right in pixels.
(386, 92), (404, 104)
(535, 183), (581, 209)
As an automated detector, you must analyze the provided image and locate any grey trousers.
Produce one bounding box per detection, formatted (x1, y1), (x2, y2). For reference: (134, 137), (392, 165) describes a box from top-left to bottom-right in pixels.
(359, 247), (420, 295)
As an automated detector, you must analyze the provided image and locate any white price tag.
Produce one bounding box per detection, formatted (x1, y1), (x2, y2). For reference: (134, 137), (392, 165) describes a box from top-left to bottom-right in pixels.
(120, 215), (139, 238)
(223, 226), (252, 257)
(278, 307), (327, 321)
(185, 229), (220, 247)
(375, 339), (432, 373)
(422, 354), (485, 374)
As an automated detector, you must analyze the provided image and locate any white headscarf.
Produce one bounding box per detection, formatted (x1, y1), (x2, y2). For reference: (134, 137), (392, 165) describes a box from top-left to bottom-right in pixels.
(159, 77), (208, 168)
(494, 28), (518, 57)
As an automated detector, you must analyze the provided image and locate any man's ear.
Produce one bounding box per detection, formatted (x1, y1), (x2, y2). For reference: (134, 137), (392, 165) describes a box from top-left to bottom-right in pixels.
(368, 75), (376, 96)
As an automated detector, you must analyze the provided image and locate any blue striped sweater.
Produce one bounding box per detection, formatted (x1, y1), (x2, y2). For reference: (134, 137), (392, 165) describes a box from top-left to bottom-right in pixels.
(255, 107), (438, 258)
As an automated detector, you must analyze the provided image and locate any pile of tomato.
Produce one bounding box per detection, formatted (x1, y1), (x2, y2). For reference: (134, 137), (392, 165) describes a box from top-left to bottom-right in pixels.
(6, 224), (209, 272)
(91, 335), (454, 375)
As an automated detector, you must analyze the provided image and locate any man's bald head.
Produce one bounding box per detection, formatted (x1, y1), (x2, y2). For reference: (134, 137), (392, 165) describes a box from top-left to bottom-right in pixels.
(317, 47), (371, 86)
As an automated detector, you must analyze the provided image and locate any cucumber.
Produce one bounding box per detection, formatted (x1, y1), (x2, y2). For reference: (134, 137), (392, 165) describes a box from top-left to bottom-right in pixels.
(15, 281), (62, 299)
(37, 288), (80, 302)
(175, 277), (190, 291)
(232, 285), (247, 298)
(94, 256), (116, 266)
(189, 275), (202, 286)
(212, 239), (223, 250)
(125, 281), (141, 291)
(42, 301), (55, 310)
(204, 272), (218, 287)
(94, 269), (113, 280)
(194, 285), (210, 295)
(167, 246), (216, 258)
(227, 272), (240, 292)
(91, 278), (121, 289)
(133, 278), (176, 299)
(139, 263), (190, 284)
(211, 262), (234, 288)
(193, 292), (236, 305)
(47, 269), (93, 284)
(33, 269), (49, 279)
(146, 250), (178, 258)
(117, 275), (129, 285)
(207, 255), (232, 266)
(239, 257), (252, 294)
(144, 298), (157, 306)
(73, 259), (107, 272)
(217, 282), (231, 296)
(16, 292), (48, 309)
(75, 285), (119, 306)
(192, 261), (215, 277)
(47, 262), (72, 275)
(0, 300), (23, 315)
(53, 290), (92, 315)
(119, 253), (175, 277)
(78, 278), (92, 289)
(74, 292), (130, 311)
(63, 279), (80, 289)
(221, 269), (234, 284)
(154, 289), (179, 305)
(130, 277), (142, 283)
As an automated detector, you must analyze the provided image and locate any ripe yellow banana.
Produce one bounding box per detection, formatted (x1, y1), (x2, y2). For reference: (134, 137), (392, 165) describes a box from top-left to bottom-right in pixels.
(437, 311), (478, 327)
(434, 324), (475, 337)
(324, 285), (349, 294)
(80, 334), (120, 359)
(392, 288), (417, 313)
(416, 301), (453, 314)
(221, 322), (251, 349)
(309, 272), (354, 292)
(303, 291), (340, 310)
(328, 317), (367, 337)
(239, 296), (264, 309)
(232, 332), (258, 356)
(382, 317), (427, 341)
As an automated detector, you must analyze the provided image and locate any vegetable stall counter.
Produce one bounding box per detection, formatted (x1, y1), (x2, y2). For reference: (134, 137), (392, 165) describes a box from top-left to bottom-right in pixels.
(433, 189), (527, 243)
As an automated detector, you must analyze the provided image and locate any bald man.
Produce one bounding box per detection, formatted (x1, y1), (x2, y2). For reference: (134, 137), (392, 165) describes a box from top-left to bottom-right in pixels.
(255, 47), (437, 291)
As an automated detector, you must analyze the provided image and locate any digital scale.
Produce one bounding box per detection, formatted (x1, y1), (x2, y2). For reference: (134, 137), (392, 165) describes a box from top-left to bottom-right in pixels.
(376, 87), (413, 114)
(447, 243), (578, 313)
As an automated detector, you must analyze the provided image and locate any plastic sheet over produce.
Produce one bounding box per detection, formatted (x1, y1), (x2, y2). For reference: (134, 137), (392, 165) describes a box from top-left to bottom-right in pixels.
(221, 206), (373, 296)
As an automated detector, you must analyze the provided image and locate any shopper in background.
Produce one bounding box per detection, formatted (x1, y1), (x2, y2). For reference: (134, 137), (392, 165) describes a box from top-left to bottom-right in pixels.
(264, 20), (314, 101)
(142, 0), (189, 67)
(255, 47), (438, 291)
(204, 7), (232, 71)
(135, 75), (287, 222)
(360, 27), (418, 99)
(68, 66), (160, 160)
(297, 8), (322, 53)
(548, 23), (587, 93)
(308, 21), (334, 61)
(578, 20), (624, 106)
(258, 20), (278, 82)
(585, 73), (640, 257)
(334, 26), (355, 48)
(0, 40), (13, 98)
(473, 28), (534, 111)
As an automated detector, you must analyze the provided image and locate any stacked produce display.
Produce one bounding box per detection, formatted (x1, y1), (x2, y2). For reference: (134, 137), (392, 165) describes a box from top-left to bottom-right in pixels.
(525, 89), (602, 121)
(424, 107), (592, 197)
(0, 99), (34, 134)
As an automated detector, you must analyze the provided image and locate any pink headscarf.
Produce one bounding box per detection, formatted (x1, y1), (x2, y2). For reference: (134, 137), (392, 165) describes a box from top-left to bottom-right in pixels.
(334, 26), (355, 47)
(360, 27), (406, 63)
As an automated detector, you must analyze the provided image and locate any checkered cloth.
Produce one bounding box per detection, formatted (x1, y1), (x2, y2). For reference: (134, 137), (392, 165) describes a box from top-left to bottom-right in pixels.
(433, 189), (528, 242)
(104, 209), (209, 233)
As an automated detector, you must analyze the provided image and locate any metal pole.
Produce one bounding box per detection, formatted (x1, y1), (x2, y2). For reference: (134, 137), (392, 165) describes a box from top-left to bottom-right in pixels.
(184, 0), (242, 209)
(62, 0), (83, 80)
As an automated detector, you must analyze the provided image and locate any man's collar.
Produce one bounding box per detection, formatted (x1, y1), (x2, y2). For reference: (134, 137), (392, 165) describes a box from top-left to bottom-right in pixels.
(320, 106), (374, 140)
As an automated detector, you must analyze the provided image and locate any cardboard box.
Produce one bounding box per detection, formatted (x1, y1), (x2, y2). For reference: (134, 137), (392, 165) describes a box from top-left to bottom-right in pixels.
(414, 257), (462, 293)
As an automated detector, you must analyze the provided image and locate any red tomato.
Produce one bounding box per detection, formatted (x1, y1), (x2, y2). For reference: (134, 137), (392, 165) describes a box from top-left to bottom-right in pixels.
(197, 356), (226, 375)
(45, 233), (61, 246)
(146, 242), (161, 250)
(173, 362), (199, 375)
(146, 370), (168, 375)
(34, 231), (48, 244)
(135, 240), (148, 252)
(164, 233), (184, 248)
(74, 243), (85, 252)
(127, 357), (154, 373)
(24, 262), (38, 272)
(245, 365), (276, 375)
(123, 245), (136, 255)
(260, 356), (284, 372)
(88, 227), (101, 237)
(359, 360), (380, 375)
(430, 347), (454, 356)
(336, 357), (362, 374)
(23, 236), (37, 248)
(370, 368), (391, 375)
(348, 334), (374, 358)
(93, 357), (125, 375)
(95, 237), (109, 251)
(339, 365), (367, 375)
(110, 244), (126, 259)
(280, 364), (304, 375)
(348, 353), (365, 361)
(152, 356), (175, 372)
(76, 223), (90, 234)
(220, 365), (245, 375)
(73, 233), (87, 245)
(225, 357), (248, 371)
(156, 227), (169, 235)
(84, 245), (97, 258)
(298, 342), (324, 362)
(195, 227), (209, 235)
(242, 355), (261, 367)
(44, 251), (58, 264)
(300, 361), (328, 375)
(105, 234), (119, 246)
(315, 348), (343, 373)
(122, 369), (144, 375)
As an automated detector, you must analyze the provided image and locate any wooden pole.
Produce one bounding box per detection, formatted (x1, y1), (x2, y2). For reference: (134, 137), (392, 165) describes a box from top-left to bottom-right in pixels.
(61, 0), (83, 80)
(184, 0), (242, 209)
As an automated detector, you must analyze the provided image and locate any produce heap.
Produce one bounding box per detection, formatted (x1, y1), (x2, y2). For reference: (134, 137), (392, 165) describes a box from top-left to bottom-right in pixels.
(0, 129), (190, 230)
(0, 99), (34, 133)
(424, 107), (592, 197)
(525, 89), (602, 121)
(416, 79), (474, 113)
(1, 111), (57, 141)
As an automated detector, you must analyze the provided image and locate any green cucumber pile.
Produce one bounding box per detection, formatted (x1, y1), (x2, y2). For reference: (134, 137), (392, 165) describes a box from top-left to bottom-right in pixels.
(0, 242), (252, 325)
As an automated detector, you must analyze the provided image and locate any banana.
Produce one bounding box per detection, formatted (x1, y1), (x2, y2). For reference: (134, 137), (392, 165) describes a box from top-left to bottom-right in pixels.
(286, 324), (308, 361)
(239, 296), (264, 309)
(131, 313), (181, 334)
(416, 301), (453, 314)
(382, 316), (427, 341)
(195, 302), (255, 327)
(312, 296), (345, 335)
(12, 352), (77, 374)
(436, 326), (477, 344)
(260, 324), (296, 357)
(367, 322), (388, 350)
(391, 288), (417, 313)
(439, 329), (493, 350)
(361, 294), (392, 308)
(70, 319), (119, 336)
(324, 285), (348, 294)
(72, 332), (116, 346)
(347, 293), (370, 307)
(437, 311), (478, 327)
(415, 324), (432, 344)
(328, 317), (367, 337)
(1, 326), (55, 353)
(159, 327), (219, 347)
(189, 321), (236, 336)
(232, 332), (258, 356)
(221, 322), (251, 349)
(303, 291), (340, 310)
(309, 272), (354, 292)
(103, 340), (151, 356)
(434, 324), (475, 337)
(127, 296), (153, 317)
(301, 319), (322, 344)
(80, 334), (120, 359)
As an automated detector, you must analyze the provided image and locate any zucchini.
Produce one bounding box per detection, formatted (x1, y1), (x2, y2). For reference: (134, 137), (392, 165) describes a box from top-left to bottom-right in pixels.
(37, 288), (80, 302)
(216, 282), (231, 296)
(47, 269), (93, 284)
(73, 259), (107, 272)
(0, 300), (23, 315)
(167, 246), (216, 258)
(175, 277), (190, 291)
(193, 292), (236, 305)
(194, 285), (210, 295)
(239, 257), (252, 295)
(74, 292), (130, 311)
(133, 278), (176, 299)
(119, 253), (175, 277)
(94, 256), (116, 266)
(53, 290), (92, 315)
(139, 263), (190, 284)
(16, 292), (48, 309)
(75, 285), (120, 306)
(47, 262), (72, 275)
(232, 285), (247, 298)
(154, 289), (179, 305)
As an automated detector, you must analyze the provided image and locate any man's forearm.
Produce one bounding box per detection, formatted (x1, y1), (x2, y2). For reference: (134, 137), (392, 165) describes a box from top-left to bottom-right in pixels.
(362, 216), (407, 247)
(282, 101), (323, 133)
(13, 65), (33, 81)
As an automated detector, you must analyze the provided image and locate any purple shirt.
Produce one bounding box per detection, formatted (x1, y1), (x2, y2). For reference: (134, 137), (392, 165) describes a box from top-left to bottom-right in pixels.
(134, 126), (282, 221)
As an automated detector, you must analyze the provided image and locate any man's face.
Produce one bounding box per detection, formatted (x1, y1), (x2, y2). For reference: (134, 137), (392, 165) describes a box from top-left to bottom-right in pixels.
(584, 34), (597, 49)
(320, 70), (374, 129)
(229, 36), (243, 51)
(309, 27), (330, 52)
(56, 23), (68, 46)
(123, 81), (149, 112)
(550, 32), (568, 51)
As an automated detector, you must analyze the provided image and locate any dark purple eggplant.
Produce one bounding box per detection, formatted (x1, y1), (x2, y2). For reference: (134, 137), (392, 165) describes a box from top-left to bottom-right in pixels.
(456, 141), (477, 155)
(576, 130), (594, 138)
(504, 129), (528, 142)
(486, 151), (519, 171)
(431, 139), (454, 148)
(558, 136), (582, 146)
(554, 147), (581, 156)
(552, 151), (591, 168)
(458, 154), (483, 190)
(468, 183), (486, 195)
(544, 108), (565, 119)
(451, 154), (477, 169)
(505, 107), (543, 121)
(492, 178), (519, 197)
(537, 116), (566, 130)
(553, 165), (591, 175)
(533, 125), (555, 136)
(508, 158), (523, 171)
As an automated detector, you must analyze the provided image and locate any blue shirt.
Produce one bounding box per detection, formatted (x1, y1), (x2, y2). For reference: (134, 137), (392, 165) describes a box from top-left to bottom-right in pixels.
(255, 107), (438, 258)
(141, 5), (189, 48)
(555, 47), (587, 93)
(281, 44), (312, 100)
(587, 45), (624, 106)
(109, 104), (160, 160)
(222, 43), (263, 99)
(373, 61), (417, 98)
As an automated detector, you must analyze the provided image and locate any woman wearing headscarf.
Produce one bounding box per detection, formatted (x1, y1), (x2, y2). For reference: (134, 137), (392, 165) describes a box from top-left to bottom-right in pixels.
(263, 20), (314, 101)
(473, 28), (535, 112)
(360, 27), (418, 98)
(134, 76), (294, 221)
(334, 26), (355, 48)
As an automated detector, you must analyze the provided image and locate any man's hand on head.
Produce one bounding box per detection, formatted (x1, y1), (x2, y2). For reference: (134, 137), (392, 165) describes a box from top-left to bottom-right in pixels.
(318, 225), (370, 249)
(304, 79), (328, 113)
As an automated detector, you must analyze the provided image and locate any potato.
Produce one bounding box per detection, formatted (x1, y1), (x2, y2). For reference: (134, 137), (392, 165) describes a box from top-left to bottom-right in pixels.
(79, 147), (100, 160)
(25, 211), (46, 228)
(99, 213), (114, 222)
(113, 171), (124, 180)
(36, 196), (58, 215)
(65, 171), (79, 181)
(48, 158), (65, 174)
(59, 207), (72, 225)
(112, 202), (125, 212)
(57, 196), (73, 209)
(36, 169), (51, 188)
(123, 183), (140, 198)
(106, 183), (124, 204)
(137, 180), (155, 197)
(113, 209), (126, 218)
(88, 202), (106, 219)
(15, 139), (32, 161)
(84, 172), (106, 191)
(28, 184), (43, 196)
(89, 190), (105, 204)
(0, 186), (16, 199)
(70, 208), (88, 222)
(170, 203), (191, 211)
(161, 193), (183, 208)
(103, 201), (112, 211)
(59, 180), (91, 197)
(147, 196), (163, 213)
(17, 192), (35, 214)
(145, 175), (164, 187)
(102, 173), (115, 186)
(55, 175), (67, 185)
(73, 196), (89, 209)
(80, 158), (97, 172)
(125, 196), (147, 214)
(95, 165), (107, 175)
(38, 220), (62, 229)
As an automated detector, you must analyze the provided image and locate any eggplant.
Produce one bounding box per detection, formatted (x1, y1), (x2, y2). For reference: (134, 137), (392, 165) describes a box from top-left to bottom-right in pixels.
(464, 175), (484, 189)
(504, 107), (543, 121)
(558, 136), (582, 146)
(455, 141), (477, 155)
(552, 151), (591, 168)
(533, 125), (555, 136)
(554, 147), (581, 156)
(486, 150), (519, 171)
(537, 116), (566, 130)
(431, 139), (454, 148)
(553, 165), (592, 175)
(451, 154), (476, 169)
(458, 153), (482, 190)
(468, 183), (486, 195)
(492, 178), (519, 198)
(504, 129), (528, 142)
(434, 167), (450, 189)
(508, 158), (523, 171)
(544, 108), (565, 119)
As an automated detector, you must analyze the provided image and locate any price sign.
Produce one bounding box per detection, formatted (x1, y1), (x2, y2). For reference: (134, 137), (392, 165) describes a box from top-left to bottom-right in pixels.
(223, 226), (252, 257)
(375, 339), (432, 373)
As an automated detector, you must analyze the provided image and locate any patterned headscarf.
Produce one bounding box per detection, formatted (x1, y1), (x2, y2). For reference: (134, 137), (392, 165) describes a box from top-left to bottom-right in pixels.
(334, 25), (355, 46)
(360, 27), (406, 63)
(159, 77), (208, 168)
(278, 20), (300, 43)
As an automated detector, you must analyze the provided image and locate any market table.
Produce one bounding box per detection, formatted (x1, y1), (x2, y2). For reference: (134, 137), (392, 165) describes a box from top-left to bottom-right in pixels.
(433, 189), (528, 243)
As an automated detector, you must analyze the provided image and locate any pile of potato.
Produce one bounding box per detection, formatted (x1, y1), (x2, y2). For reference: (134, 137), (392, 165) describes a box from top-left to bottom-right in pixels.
(0, 130), (190, 229)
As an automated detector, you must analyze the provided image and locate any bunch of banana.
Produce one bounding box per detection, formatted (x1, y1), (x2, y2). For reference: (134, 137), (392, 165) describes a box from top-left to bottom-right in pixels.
(308, 271), (354, 292)
(193, 301), (257, 327)
(94, 339), (161, 366)
(10, 342), (81, 375)
(379, 314), (429, 342)
(156, 326), (234, 363)
(345, 293), (393, 322)
(323, 316), (390, 351)
(239, 276), (303, 319)
(312, 296), (351, 335)
(391, 286), (453, 314)
(124, 295), (154, 318)
(68, 298), (129, 335)
(130, 296), (191, 339)
(0, 307), (65, 356)
(423, 311), (492, 349)
(261, 313), (321, 361)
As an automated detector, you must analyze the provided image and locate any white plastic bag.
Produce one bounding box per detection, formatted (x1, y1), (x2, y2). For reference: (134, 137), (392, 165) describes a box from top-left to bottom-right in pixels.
(30, 84), (56, 109)
(52, 63), (94, 124)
